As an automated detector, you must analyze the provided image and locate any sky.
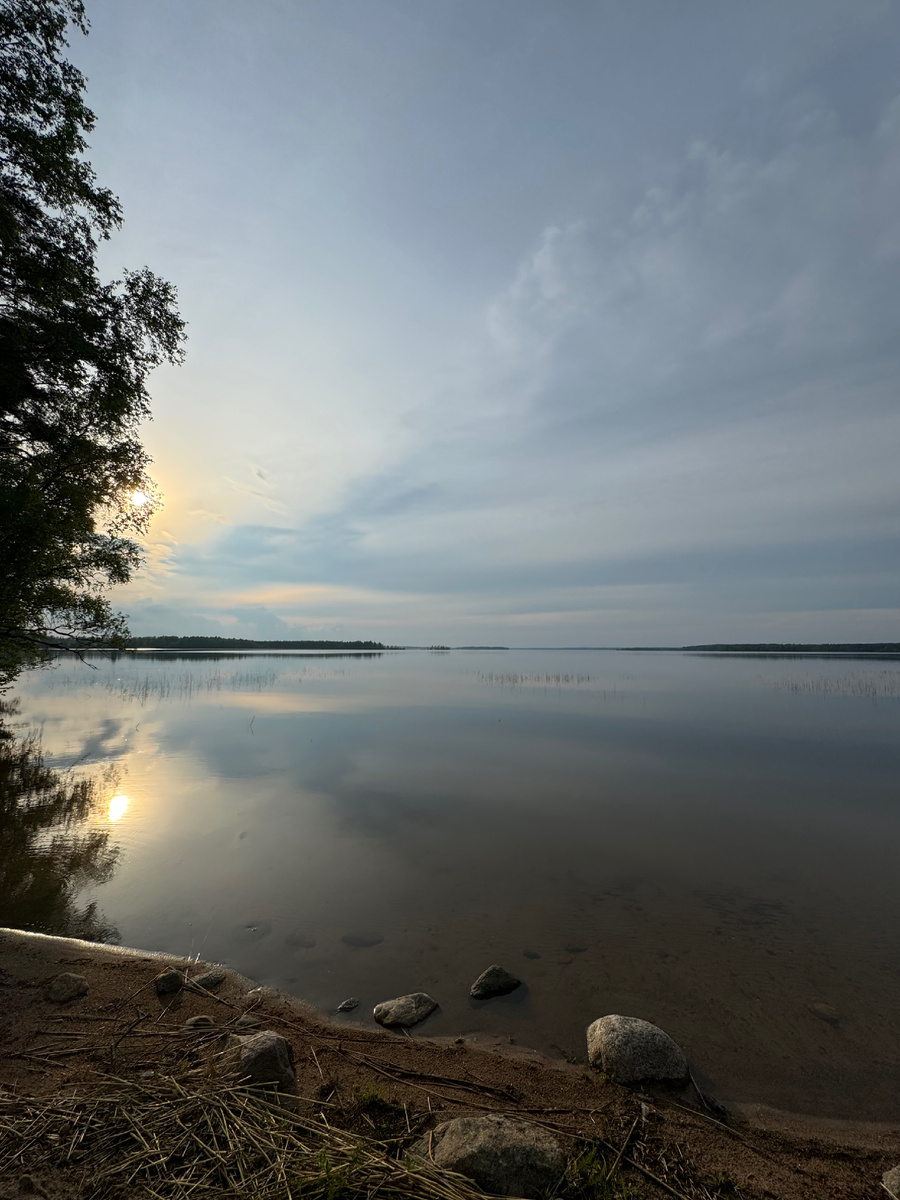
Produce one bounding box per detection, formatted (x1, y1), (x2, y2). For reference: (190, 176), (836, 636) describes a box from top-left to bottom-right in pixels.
(71, 0), (900, 646)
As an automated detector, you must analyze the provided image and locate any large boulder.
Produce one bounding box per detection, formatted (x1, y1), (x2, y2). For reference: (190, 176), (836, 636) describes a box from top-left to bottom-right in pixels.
(409, 1114), (564, 1198)
(470, 965), (522, 1000)
(235, 1031), (296, 1090)
(587, 1014), (688, 1085)
(373, 992), (438, 1028)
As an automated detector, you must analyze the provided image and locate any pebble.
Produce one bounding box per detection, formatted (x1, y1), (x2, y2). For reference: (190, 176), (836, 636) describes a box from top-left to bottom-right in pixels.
(336, 997), (360, 1012)
(184, 1014), (216, 1029)
(808, 1001), (840, 1027)
(46, 973), (88, 1003)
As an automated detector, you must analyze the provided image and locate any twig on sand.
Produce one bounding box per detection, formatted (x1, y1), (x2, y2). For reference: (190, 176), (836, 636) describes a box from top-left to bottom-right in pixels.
(310, 1046), (324, 1081)
(609, 1113), (639, 1177)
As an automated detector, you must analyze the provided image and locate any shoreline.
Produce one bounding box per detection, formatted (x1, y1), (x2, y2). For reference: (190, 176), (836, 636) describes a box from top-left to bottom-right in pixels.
(1, 927), (896, 1197)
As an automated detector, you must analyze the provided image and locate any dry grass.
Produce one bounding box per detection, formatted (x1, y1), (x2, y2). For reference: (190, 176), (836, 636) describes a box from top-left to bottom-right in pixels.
(0, 1075), (490, 1200)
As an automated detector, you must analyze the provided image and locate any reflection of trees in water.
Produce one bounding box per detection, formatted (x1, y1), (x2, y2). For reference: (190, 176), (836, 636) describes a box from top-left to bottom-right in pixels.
(0, 700), (119, 942)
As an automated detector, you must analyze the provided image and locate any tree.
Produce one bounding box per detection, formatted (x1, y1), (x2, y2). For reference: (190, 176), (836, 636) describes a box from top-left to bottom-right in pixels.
(0, 0), (186, 685)
(0, 697), (119, 941)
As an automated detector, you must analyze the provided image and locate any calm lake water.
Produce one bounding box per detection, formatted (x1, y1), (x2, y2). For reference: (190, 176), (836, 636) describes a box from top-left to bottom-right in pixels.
(4, 648), (900, 1119)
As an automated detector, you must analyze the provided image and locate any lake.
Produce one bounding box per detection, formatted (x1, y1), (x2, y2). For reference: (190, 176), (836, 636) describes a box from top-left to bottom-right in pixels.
(4, 647), (900, 1120)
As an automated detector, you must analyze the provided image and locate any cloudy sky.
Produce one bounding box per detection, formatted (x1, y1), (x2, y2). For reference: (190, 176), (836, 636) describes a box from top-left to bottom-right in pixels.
(73, 0), (900, 645)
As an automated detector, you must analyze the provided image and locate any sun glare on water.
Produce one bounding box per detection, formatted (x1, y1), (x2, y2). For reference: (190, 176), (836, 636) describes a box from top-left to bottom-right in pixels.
(108, 794), (130, 823)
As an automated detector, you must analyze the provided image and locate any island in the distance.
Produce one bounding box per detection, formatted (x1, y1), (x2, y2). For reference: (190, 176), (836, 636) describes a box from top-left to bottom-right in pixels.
(127, 636), (388, 650)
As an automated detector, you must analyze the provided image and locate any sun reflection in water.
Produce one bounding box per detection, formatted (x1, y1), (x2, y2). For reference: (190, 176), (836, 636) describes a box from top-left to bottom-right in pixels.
(108, 794), (130, 823)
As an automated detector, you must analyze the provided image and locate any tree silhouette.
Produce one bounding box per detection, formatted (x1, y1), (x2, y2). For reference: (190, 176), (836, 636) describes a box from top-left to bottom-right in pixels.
(0, 0), (186, 683)
(0, 699), (119, 941)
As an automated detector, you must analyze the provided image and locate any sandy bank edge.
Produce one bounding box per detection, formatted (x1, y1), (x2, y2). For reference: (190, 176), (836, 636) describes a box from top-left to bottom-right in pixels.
(3, 926), (897, 1153)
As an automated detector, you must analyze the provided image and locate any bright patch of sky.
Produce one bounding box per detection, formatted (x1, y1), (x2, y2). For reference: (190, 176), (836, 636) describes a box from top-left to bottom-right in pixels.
(74, 0), (900, 645)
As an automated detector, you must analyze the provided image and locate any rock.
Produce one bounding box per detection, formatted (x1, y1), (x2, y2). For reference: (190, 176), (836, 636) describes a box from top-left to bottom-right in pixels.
(234, 1013), (263, 1031)
(808, 1001), (840, 1027)
(470, 965), (522, 1000)
(243, 986), (279, 1004)
(563, 943), (587, 954)
(190, 968), (227, 992)
(154, 969), (185, 995)
(523, 949), (541, 960)
(341, 930), (383, 948)
(285, 931), (316, 950)
(336, 997), (360, 1012)
(235, 1031), (296, 1090)
(373, 992), (438, 1028)
(587, 1015), (688, 1085)
(184, 1014), (215, 1029)
(409, 1114), (564, 1198)
(46, 973), (88, 1003)
(884, 1165), (900, 1199)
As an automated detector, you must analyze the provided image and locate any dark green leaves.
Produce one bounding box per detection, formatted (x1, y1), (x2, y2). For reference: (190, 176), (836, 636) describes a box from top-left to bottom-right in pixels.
(0, 0), (186, 682)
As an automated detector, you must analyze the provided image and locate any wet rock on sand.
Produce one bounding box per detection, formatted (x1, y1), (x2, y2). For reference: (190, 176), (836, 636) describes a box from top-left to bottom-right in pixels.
(190, 968), (227, 992)
(884, 1165), (900, 1199)
(470, 964), (522, 1000)
(154, 969), (185, 995)
(808, 1001), (840, 1027)
(408, 1114), (565, 1199)
(46, 973), (88, 1003)
(184, 1014), (215, 1029)
(336, 997), (359, 1012)
(234, 1013), (263, 1031)
(373, 992), (438, 1028)
(587, 1014), (688, 1085)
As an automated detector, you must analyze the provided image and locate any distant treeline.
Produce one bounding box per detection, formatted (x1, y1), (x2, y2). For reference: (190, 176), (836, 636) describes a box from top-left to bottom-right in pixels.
(684, 643), (900, 653)
(126, 636), (387, 651)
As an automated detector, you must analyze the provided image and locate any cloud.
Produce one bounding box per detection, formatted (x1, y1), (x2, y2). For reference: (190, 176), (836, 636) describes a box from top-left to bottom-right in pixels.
(121, 58), (900, 644)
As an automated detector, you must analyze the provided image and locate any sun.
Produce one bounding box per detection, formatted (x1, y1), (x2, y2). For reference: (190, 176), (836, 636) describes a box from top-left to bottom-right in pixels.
(131, 488), (149, 507)
(108, 794), (130, 822)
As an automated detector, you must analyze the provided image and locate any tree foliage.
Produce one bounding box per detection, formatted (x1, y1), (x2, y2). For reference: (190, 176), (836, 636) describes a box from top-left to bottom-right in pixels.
(0, 0), (186, 683)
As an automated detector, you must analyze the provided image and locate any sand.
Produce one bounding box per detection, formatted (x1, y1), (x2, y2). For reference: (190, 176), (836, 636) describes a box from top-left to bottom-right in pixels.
(0, 928), (896, 1199)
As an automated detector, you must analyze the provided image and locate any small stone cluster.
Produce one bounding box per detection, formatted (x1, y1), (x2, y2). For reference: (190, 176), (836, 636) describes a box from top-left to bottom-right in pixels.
(368, 962), (524, 1030)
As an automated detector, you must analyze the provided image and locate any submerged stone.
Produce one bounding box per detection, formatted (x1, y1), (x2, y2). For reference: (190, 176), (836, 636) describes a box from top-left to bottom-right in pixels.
(336, 997), (360, 1012)
(470, 964), (522, 1000)
(341, 930), (384, 948)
